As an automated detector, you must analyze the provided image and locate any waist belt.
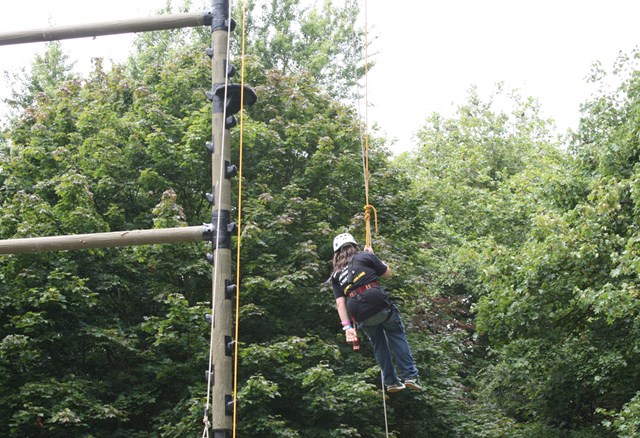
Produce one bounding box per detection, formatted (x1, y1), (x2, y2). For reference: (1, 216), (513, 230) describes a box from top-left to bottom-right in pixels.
(347, 281), (379, 298)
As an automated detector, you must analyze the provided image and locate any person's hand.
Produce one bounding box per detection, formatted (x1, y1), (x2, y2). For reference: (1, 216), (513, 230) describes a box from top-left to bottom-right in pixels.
(363, 245), (374, 254)
(345, 328), (358, 343)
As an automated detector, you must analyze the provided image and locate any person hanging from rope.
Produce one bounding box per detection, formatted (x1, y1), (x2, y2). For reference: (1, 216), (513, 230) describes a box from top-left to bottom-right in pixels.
(330, 232), (422, 393)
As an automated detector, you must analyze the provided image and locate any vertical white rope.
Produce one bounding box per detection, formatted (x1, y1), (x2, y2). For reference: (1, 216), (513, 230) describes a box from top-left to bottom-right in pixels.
(381, 370), (389, 437)
(203, 0), (234, 434)
(350, 0), (367, 198)
(352, 1), (389, 436)
(361, 0), (372, 225)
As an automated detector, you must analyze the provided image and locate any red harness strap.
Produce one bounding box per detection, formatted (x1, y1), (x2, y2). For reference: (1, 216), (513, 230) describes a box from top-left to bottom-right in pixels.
(347, 281), (379, 298)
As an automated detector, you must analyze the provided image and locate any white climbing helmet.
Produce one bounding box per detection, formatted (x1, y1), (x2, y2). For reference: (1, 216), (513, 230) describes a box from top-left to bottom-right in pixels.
(333, 233), (357, 252)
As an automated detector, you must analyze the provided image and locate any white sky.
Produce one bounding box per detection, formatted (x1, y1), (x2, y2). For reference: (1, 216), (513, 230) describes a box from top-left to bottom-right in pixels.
(0, 0), (639, 153)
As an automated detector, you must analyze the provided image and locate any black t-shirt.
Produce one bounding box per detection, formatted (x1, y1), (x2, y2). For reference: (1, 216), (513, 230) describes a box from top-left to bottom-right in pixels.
(331, 252), (391, 322)
(332, 252), (388, 299)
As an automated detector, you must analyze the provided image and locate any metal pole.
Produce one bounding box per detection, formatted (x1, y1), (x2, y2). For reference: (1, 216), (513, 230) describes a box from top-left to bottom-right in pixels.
(0, 12), (213, 46)
(210, 1), (233, 436)
(0, 226), (211, 254)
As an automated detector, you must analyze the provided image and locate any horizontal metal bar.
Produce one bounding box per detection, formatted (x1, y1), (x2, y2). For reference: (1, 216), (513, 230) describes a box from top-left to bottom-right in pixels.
(0, 225), (210, 254)
(0, 12), (213, 46)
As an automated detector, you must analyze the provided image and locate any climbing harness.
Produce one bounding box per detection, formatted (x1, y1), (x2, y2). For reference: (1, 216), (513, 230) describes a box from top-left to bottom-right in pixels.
(348, 280), (379, 298)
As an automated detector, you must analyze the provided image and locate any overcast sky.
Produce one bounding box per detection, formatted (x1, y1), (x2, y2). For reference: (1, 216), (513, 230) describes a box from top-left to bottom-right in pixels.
(1, 0), (639, 153)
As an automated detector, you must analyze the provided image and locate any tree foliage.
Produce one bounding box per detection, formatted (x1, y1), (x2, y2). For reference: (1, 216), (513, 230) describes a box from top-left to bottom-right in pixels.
(4, 0), (640, 436)
(476, 50), (640, 436)
(0, 1), (397, 436)
(241, 0), (366, 98)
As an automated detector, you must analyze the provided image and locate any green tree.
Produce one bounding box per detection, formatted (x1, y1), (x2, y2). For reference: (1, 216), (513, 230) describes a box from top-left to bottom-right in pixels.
(241, 0), (366, 98)
(3, 41), (77, 114)
(0, 32), (213, 436)
(0, 1), (583, 436)
(389, 85), (573, 436)
(0, 2), (389, 435)
(476, 50), (640, 436)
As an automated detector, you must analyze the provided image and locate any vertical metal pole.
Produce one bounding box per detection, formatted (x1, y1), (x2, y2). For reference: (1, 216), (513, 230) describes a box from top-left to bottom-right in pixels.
(211, 1), (233, 436)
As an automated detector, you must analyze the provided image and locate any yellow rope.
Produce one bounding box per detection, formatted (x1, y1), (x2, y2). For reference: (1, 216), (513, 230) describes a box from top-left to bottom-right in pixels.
(362, 0), (376, 248)
(364, 203), (378, 247)
(361, 3), (387, 436)
(232, 0), (248, 436)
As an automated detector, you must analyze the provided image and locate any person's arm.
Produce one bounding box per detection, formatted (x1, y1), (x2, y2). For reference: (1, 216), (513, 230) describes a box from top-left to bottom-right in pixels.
(363, 245), (393, 279)
(335, 296), (357, 343)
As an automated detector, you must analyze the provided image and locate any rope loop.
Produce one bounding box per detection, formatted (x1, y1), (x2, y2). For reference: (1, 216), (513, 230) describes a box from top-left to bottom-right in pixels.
(363, 203), (378, 247)
(364, 204), (378, 232)
(201, 413), (211, 438)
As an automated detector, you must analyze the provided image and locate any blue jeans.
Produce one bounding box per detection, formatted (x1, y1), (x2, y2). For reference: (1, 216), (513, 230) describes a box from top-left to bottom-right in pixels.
(359, 307), (419, 386)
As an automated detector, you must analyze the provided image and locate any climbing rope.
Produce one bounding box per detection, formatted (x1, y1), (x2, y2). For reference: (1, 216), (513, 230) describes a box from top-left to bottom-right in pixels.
(364, 204), (378, 247)
(358, 1), (388, 436)
(381, 370), (390, 435)
(360, 0), (378, 249)
(202, 1), (234, 436)
(231, 0), (249, 436)
(350, 0), (390, 435)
